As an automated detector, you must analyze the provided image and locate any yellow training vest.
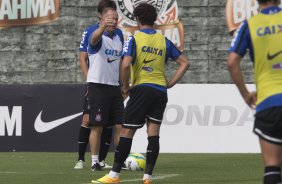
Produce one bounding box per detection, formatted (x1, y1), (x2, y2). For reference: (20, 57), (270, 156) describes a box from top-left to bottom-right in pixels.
(131, 32), (167, 87)
(248, 12), (282, 105)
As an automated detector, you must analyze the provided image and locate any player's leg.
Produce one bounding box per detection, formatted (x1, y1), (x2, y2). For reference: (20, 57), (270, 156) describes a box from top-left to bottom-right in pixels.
(111, 127), (136, 174)
(143, 87), (168, 184)
(74, 85), (91, 169)
(111, 87), (124, 147)
(89, 125), (103, 171)
(254, 107), (282, 184)
(92, 86), (148, 183)
(144, 122), (161, 183)
(260, 139), (282, 184)
(114, 124), (122, 146)
(100, 85), (123, 169)
(99, 85), (124, 169)
(92, 128), (136, 183)
(114, 124), (129, 170)
(99, 127), (113, 168)
(111, 86), (149, 175)
(88, 83), (112, 171)
(74, 115), (90, 169)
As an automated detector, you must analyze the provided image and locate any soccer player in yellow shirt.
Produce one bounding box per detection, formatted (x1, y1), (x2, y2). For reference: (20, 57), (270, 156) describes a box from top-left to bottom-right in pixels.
(228, 0), (282, 183)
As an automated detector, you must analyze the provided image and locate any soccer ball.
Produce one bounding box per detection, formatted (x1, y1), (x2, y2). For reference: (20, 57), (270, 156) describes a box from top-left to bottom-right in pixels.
(125, 153), (146, 171)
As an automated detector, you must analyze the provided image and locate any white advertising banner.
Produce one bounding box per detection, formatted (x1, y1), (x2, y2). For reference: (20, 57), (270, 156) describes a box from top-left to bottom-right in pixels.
(130, 84), (260, 153)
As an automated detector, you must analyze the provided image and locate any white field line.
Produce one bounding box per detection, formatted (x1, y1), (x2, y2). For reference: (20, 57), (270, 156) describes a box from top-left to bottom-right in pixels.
(0, 172), (20, 174)
(84, 174), (180, 184)
(122, 174), (180, 183)
(0, 171), (78, 175)
(0, 172), (179, 183)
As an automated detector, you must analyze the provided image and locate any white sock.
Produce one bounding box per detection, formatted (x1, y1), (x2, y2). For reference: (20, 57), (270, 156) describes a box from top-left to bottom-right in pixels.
(91, 155), (99, 166)
(108, 170), (120, 178)
(143, 174), (152, 181)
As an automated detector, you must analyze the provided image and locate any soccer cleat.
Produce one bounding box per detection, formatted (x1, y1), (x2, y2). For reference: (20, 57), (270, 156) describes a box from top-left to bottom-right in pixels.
(143, 178), (152, 184)
(100, 160), (113, 169)
(91, 162), (102, 171)
(91, 174), (120, 183)
(74, 160), (84, 169)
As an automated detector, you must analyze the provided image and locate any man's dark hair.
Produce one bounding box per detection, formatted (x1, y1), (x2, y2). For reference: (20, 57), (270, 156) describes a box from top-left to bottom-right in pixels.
(98, 0), (117, 14)
(257, 0), (279, 4)
(133, 3), (157, 26)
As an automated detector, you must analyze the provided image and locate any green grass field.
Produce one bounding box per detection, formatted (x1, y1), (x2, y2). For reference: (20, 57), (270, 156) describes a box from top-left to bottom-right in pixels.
(0, 152), (263, 184)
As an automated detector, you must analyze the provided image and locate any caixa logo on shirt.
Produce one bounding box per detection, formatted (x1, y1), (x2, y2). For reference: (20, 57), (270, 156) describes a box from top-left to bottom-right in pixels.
(256, 25), (282, 37)
(105, 49), (122, 57)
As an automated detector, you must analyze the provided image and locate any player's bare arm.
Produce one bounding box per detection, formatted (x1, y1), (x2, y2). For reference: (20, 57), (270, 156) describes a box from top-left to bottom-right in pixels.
(167, 54), (190, 88)
(227, 52), (256, 109)
(79, 52), (88, 80)
(90, 22), (106, 46)
(91, 13), (114, 45)
(120, 55), (132, 99)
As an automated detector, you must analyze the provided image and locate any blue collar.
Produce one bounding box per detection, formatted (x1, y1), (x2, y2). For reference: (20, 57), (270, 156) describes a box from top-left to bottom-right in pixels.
(261, 6), (281, 14)
(140, 28), (156, 34)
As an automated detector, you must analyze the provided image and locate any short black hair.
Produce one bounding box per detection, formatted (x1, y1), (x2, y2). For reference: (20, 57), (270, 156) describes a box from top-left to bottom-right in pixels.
(98, 0), (117, 14)
(257, 0), (279, 4)
(133, 3), (157, 26)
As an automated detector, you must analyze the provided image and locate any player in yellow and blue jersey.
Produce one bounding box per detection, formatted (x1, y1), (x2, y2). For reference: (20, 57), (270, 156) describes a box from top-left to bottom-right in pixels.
(228, 0), (282, 183)
(92, 3), (190, 184)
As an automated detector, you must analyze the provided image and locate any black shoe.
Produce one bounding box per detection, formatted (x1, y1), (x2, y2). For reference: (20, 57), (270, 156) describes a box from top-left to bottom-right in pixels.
(99, 160), (112, 169)
(91, 162), (102, 171)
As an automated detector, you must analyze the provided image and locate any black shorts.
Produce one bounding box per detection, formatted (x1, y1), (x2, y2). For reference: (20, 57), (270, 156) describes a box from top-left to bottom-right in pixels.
(88, 83), (123, 127)
(123, 86), (168, 129)
(254, 107), (282, 145)
(82, 84), (90, 115)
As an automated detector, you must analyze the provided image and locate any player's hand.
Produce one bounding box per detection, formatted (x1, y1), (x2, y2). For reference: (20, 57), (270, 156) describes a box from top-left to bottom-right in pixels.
(243, 91), (257, 109)
(121, 85), (130, 100)
(167, 82), (172, 89)
(100, 16), (114, 29)
(167, 80), (175, 89)
(166, 77), (174, 89)
(122, 93), (129, 101)
(166, 77), (171, 88)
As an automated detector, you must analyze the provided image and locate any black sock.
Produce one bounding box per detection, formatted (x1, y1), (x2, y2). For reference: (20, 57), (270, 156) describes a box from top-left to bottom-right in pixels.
(145, 136), (160, 175)
(98, 127), (113, 162)
(264, 166), (281, 184)
(112, 137), (132, 173)
(77, 126), (90, 161)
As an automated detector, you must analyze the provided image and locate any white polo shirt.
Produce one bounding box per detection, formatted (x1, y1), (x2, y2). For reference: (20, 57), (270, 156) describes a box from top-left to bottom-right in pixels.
(87, 29), (123, 86)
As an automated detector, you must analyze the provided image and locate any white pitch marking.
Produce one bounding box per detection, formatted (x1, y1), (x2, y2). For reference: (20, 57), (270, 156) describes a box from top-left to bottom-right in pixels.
(83, 174), (180, 184)
(122, 174), (180, 182)
(0, 172), (20, 174)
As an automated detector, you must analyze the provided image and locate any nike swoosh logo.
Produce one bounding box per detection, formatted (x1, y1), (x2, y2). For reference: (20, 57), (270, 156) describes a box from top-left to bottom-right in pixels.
(107, 58), (117, 63)
(267, 50), (282, 60)
(34, 111), (82, 133)
(143, 59), (156, 64)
